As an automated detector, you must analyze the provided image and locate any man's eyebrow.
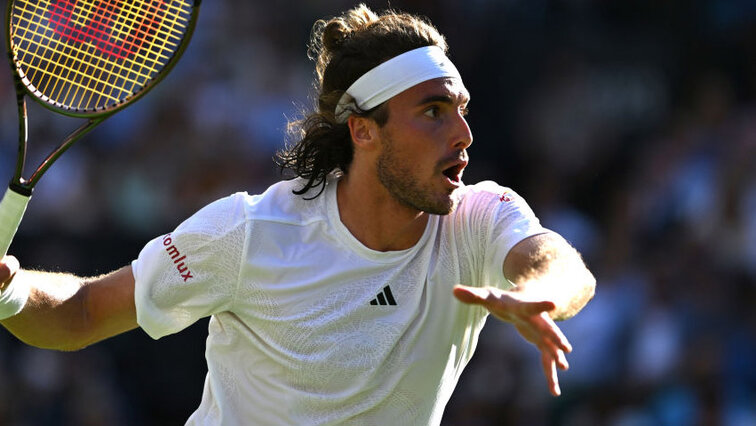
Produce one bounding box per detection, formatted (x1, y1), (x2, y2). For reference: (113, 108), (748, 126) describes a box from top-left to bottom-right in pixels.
(416, 93), (470, 106)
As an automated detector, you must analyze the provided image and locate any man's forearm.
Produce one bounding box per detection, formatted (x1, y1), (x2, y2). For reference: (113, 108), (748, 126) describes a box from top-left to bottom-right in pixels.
(504, 233), (596, 321)
(1, 269), (91, 350)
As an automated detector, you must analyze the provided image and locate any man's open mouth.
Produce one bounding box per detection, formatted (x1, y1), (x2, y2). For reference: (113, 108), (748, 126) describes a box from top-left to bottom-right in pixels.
(441, 160), (467, 183)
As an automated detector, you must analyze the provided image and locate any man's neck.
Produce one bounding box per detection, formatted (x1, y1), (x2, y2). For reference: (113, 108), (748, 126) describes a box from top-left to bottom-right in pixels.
(336, 175), (429, 252)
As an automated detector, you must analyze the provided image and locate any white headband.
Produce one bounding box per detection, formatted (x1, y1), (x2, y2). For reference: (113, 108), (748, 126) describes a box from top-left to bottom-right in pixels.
(334, 45), (462, 123)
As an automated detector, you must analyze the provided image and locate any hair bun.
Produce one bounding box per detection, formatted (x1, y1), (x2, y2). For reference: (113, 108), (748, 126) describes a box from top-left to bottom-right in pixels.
(322, 19), (351, 51)
(320, 4), (379, 52)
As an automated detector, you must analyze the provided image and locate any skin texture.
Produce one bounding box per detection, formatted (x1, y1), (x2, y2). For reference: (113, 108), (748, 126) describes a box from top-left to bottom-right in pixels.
(0, 76), (595, 397)
(338, 77), (471, 251)
(0, 258), (136, 351)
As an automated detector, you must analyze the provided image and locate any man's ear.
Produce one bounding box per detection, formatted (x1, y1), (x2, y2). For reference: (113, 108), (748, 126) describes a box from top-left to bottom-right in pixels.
(347, 116), (379, 150)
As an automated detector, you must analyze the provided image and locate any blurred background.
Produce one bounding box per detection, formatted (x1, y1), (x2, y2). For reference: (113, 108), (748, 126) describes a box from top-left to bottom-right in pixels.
(1, 0), (755, 424)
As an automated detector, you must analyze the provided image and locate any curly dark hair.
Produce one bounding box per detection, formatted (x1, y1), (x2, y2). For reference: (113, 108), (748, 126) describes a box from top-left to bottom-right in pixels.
(275, 4), (448, 198)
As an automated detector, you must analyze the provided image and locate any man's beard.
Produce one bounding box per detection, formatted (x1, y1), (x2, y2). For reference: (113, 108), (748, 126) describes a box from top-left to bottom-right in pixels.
(375, 133), (460, 215)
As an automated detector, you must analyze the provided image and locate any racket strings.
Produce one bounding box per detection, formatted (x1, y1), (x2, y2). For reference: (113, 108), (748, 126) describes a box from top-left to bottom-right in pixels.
(10, 0), (192, 112)
(15, 0), (188, 104)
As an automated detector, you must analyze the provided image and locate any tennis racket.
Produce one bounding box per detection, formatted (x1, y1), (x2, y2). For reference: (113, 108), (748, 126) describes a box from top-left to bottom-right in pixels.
(0, 0), (201, 257)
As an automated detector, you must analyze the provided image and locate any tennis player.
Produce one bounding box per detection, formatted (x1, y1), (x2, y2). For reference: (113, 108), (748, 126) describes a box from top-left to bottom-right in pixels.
(0, 5), (595, 425)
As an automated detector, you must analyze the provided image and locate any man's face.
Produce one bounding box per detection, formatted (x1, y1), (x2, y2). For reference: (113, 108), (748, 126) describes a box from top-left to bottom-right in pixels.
(375, 77), (472, 215)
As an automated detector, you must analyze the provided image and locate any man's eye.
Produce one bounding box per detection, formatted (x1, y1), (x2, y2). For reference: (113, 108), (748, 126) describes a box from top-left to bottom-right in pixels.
(460, 106), (470, 116)
(424, 106), (439, 118)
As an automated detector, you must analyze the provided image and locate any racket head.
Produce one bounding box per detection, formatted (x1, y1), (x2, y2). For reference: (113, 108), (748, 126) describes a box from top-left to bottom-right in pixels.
(5, 0), (200, 118)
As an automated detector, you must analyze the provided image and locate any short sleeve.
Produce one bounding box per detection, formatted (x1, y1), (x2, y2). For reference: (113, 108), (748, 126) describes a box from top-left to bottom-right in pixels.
(131, 192), (248, 339)
(458, 181), (550, 289)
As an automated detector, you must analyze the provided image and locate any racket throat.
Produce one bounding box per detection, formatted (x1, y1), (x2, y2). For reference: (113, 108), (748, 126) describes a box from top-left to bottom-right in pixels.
(26, 117), (105, 188)
(12, 95), (28, 190)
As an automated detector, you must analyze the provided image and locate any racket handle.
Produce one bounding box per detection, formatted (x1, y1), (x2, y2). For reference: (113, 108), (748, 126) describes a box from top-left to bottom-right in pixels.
(0, 187), (31, 257)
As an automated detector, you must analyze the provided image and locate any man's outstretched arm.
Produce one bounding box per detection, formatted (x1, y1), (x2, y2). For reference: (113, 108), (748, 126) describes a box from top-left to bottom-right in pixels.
(453, 232), (596, 396)
(501, 232), (595, 321)
(0, 255), (138, 351)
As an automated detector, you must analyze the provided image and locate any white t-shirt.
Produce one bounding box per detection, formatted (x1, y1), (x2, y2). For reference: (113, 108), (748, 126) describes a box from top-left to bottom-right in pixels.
(131, 176), (548, 425)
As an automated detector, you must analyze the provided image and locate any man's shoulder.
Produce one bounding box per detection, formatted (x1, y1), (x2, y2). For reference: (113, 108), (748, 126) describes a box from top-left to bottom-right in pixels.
(446, 180), (535, 225)
(457, 180), (518, 206)
(243, 178), (328, 226)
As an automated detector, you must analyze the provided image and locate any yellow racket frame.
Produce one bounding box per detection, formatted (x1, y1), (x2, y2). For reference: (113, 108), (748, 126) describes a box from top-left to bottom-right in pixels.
(0, 0), (200, 257)
(4, 0), (200, 190)
(7, 0), (200, 117)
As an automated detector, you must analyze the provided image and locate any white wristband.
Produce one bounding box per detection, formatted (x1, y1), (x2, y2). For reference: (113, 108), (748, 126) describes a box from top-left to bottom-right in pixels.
(0, 274), (30, 320)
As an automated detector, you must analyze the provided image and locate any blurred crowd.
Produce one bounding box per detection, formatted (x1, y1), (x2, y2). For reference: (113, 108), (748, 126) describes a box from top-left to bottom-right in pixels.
(0, 0), (754, 425)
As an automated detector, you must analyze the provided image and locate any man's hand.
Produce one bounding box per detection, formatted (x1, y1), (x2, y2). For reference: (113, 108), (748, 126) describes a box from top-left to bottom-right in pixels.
(0, 255), (20, 291)
(453, 284), (572, 396)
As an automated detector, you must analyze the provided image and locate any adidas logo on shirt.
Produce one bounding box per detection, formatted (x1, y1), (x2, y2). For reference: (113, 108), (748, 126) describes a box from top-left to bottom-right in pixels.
(369, 285), (397, 306)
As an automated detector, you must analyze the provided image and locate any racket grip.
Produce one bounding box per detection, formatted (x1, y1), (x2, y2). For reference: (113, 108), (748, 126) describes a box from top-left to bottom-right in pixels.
(0, 187), (31, 258)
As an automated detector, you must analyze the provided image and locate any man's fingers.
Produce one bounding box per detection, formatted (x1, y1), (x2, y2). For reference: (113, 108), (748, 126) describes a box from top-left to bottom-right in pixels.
(452, 285), (493, 305)
(539, 314), (573, 353)
(521, 300), (556, 316)
(541, 352), (561, 396)
(455, 284), (572, 397)
(0, 255), (19, 282)
(556, 348), (569, 370)
(453, 286), (557, 314)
